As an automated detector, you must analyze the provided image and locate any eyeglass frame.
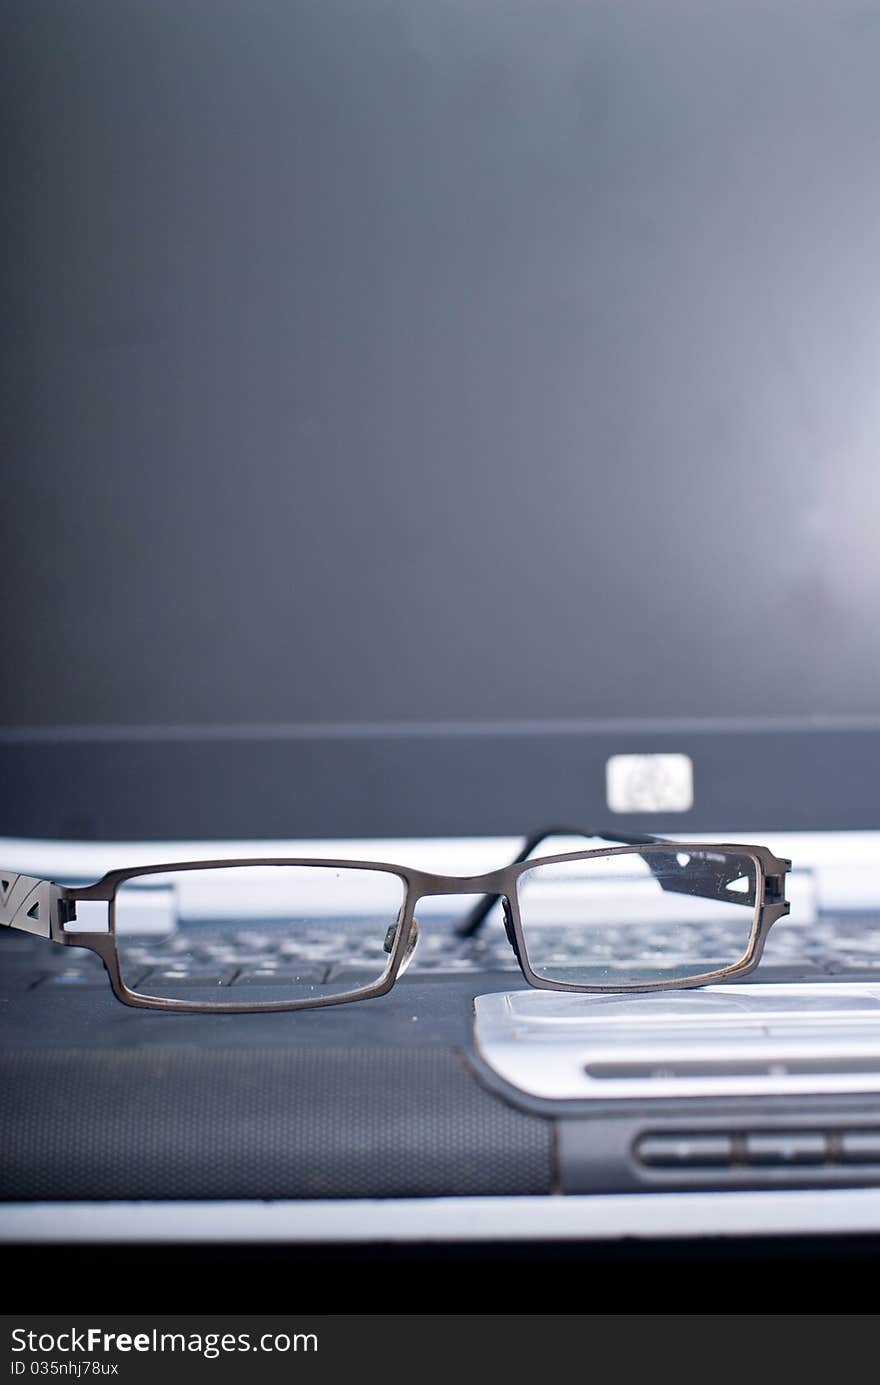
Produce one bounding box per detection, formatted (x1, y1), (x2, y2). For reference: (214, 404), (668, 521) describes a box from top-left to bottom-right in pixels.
(0, 832), (791, 1013)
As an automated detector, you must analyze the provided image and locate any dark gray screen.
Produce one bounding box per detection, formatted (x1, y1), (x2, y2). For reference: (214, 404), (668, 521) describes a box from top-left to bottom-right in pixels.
(4, 0), (880, 732)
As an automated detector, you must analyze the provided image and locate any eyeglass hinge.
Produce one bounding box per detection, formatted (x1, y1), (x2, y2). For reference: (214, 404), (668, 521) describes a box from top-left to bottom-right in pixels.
(764, 865), (790, 907)
(57, 898), (77, 926)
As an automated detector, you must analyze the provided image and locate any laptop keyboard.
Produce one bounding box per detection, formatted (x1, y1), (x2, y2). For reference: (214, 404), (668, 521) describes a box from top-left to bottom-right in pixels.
(3, 912), (880, 989)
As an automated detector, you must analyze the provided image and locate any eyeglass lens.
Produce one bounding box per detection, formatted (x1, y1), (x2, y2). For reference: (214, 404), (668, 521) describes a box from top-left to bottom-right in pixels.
(113, 864), (406, 1004)
(516, 848), (759, 986)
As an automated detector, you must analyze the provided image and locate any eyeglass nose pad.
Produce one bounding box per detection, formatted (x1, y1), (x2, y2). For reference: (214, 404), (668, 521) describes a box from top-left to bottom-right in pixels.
(397, 916), (420, 976)
(501, 897), (523, 965)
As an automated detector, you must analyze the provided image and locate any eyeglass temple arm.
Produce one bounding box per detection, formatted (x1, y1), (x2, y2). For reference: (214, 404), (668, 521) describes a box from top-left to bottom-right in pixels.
(455, 825), (776, 940)
(455, 825), (666, 939)
(0, 871), (71, 941)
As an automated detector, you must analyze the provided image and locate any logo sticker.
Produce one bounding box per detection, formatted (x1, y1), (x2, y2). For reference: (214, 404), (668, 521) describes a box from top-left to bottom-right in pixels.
(606, 753), (694, 813)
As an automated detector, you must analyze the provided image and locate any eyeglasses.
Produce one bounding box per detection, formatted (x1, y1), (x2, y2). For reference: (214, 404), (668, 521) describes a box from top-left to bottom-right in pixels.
(0, 828), (790, 1012)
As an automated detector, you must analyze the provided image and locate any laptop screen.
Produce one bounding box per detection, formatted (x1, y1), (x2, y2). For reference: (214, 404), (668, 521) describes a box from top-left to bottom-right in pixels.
(3, 0), (879, 838)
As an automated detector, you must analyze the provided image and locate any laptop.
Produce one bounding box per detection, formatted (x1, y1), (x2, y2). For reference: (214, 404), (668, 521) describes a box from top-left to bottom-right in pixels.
(5, 817), (880, 1269)
(4, 0), (880, 1301)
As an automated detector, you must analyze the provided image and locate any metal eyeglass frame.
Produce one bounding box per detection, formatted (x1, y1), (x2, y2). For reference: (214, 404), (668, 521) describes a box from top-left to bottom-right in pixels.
(0, 828), (791, 1013)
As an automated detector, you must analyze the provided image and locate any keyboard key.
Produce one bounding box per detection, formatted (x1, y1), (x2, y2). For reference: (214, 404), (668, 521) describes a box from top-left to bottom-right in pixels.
(2, 973), (51, 991)
(324, 965), (388, 985)
(42, 972), (111, 989)
(232, 966), (328, 985)
(144, 967), (239, 987)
